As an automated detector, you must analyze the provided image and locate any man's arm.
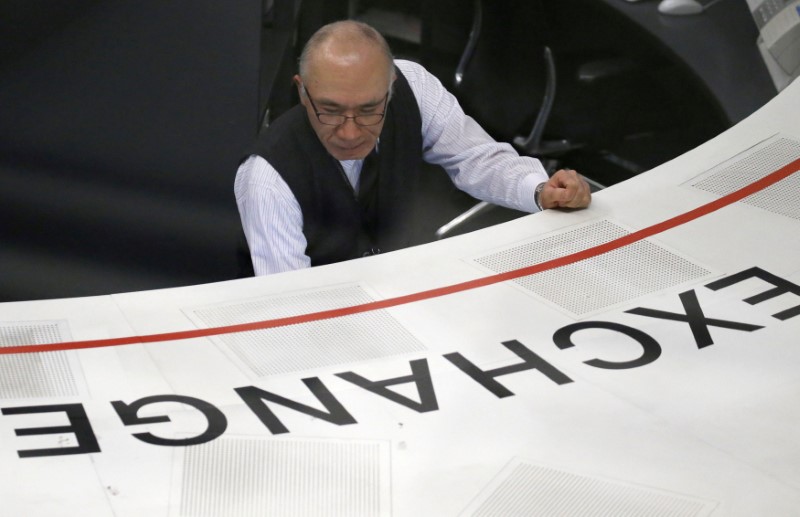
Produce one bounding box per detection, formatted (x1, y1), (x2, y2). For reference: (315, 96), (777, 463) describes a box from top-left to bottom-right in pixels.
(235, 155), (311, 275)
(396, 59), (590, 213)
(396, 59), (545, 213)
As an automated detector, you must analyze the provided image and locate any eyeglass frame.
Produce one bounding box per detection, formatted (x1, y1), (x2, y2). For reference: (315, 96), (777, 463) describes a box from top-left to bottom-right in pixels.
(303, 87), (390, 127)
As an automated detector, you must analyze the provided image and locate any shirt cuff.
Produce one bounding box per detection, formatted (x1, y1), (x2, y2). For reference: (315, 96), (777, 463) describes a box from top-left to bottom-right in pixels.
(518, 173), (545, 213)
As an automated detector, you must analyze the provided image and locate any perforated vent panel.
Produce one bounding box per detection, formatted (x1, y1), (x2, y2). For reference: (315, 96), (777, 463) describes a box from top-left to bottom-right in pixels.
(689, 136), (800, 221)
(0, 321), (79, 399)
(175, 437), (389, 517)
(465, 460), (715, 516)
(190, 284), (425, 377)
(473, 220), (711, 317)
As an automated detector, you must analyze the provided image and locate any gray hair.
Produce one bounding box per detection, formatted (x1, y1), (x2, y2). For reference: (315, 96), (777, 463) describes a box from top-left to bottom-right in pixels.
(298, 20), (395, 93)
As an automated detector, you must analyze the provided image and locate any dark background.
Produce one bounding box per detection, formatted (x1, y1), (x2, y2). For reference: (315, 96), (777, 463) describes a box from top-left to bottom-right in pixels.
(0, 0), (772, 302)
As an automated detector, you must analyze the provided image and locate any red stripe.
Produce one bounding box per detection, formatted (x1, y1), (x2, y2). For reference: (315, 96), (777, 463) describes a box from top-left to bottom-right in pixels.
(3, 158), (799, 355)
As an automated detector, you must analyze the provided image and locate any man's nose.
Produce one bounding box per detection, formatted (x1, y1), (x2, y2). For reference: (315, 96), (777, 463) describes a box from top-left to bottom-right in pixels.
(336, 117), (361, 140)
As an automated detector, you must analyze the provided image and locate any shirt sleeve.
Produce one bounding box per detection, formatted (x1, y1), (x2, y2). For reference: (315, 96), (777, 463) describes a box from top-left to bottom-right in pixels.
(395, 59), (547, 213)
(234, 155), (311, 275)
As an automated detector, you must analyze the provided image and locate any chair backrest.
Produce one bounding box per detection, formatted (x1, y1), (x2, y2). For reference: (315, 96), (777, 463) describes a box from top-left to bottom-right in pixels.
(453, 0), (552, 143)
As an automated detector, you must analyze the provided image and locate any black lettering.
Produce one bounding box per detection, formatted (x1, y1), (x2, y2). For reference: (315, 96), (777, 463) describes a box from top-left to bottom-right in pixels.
(707, 267), (800, 321)
(1, 403), (100, 458)
(235, 378), (356, 435)
(336, 359), (438, 412)
(111, 395), (227, 446)
(553, 321), (661, 369)
(626, 289), (763, 348)
(443, 340), (572, 398)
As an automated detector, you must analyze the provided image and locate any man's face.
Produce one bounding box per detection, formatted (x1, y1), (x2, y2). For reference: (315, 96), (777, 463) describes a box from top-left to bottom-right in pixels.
(295, 45), (393, 161)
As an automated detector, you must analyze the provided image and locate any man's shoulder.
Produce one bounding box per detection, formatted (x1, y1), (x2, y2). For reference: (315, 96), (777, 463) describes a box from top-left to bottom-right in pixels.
(235, 154), (290, 199)
(394, 59), (429, 83)
(393, 59), (435, 108)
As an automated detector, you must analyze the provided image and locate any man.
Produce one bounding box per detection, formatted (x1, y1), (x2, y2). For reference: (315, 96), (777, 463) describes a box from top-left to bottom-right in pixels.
(235, 20), (591, 276)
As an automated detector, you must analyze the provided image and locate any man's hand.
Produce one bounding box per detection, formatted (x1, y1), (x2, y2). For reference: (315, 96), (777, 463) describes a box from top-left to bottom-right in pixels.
(538, 168), (592, 210)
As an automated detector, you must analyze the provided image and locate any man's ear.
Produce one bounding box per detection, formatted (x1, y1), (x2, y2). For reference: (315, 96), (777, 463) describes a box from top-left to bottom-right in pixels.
(293, 75), (305, 103)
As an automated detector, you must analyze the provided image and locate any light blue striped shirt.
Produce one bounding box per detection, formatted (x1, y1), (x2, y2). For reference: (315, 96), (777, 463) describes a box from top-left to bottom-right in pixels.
(235, 59), (547, 275)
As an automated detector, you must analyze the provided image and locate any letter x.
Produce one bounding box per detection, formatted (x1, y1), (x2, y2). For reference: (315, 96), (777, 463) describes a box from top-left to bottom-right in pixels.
(626, 289), (763, 348)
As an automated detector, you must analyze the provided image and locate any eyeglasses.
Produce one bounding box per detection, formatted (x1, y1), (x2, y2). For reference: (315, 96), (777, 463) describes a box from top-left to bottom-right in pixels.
(304, 88), (389, 127)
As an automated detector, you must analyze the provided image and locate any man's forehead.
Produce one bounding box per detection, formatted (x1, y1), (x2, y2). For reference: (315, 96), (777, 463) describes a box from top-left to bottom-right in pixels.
(316, 44), (366, 68)
(307, 39), (389, 76)
(311, 88), (386, 109)
(305, 65), (389, 103)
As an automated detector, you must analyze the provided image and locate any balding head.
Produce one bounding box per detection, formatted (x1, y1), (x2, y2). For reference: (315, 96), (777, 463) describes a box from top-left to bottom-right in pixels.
(298, 20), (395, 89)
(292, 21), (396, 161)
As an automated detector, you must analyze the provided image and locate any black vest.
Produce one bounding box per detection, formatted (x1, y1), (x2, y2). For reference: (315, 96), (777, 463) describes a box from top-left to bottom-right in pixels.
(251, 68), (423, 266)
